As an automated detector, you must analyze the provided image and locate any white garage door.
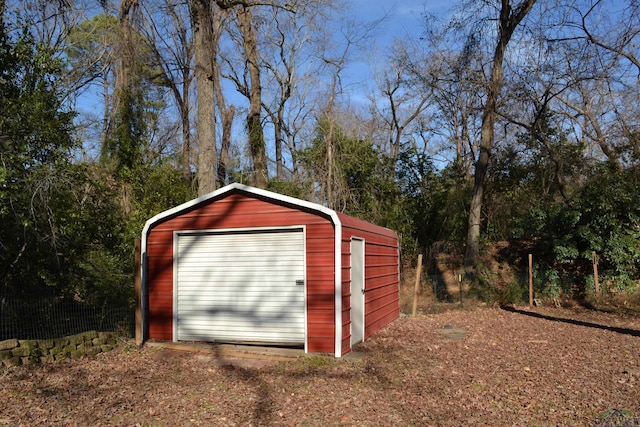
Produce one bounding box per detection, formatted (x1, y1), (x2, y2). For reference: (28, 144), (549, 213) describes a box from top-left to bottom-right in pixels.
(175, 228), (305, 344)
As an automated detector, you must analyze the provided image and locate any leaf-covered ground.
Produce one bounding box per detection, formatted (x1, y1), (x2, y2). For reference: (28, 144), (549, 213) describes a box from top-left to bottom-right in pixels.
(1, 306), (639, 426)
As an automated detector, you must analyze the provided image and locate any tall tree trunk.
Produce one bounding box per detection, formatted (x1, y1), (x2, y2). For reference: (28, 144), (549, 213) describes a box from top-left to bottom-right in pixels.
(323, 68), (340, 208)
(190, 0), (217, 196)
(236, 4), (267, 189)
(464, 0), (536, 268)
(275, 114), (283, 180)
(180, 81), (191, 178)
(101, 74), (111, 152)
(211, 6), (234, 186)
(111, 0), (142, 216)
(217, 104), (234, 185)
(325, 108), (335, 208)
(102, 0), (136, 165)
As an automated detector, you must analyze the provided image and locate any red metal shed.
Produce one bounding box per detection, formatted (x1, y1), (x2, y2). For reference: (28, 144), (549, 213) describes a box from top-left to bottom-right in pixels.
(141, 183), (399, 357)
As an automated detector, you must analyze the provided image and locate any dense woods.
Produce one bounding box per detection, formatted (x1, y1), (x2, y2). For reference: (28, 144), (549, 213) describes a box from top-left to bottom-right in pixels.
(1, 0), (638, 313)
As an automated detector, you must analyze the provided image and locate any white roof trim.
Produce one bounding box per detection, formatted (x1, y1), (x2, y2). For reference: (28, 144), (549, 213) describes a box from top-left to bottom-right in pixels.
(140, 182), (343, 357)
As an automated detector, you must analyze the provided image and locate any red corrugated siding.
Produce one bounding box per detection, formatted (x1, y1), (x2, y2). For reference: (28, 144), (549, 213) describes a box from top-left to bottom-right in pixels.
(337, 212), (399, 354)
(145, 191), (335, 352)
(309, 326), (336, 347)
(145, 188), (399, 356)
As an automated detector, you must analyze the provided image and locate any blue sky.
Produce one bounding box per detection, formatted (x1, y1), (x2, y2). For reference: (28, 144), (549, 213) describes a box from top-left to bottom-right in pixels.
(352, 0), (451, 39)
(342, 0), (452, 96)
(352, 0), (430, 53)
(353, 0), (449, 21)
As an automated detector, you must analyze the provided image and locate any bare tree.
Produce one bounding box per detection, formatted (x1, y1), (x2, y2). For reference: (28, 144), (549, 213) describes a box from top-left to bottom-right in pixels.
(311, 12), (381, 208)
(256, 2), (333, 181)
(192, 0), (301, 189)
(261, 6), (304, 180)
(371, 46), (432, 168)
(7, 0), (79, 52)
(234, 3), (268, 188)
(190, 0), (218, 195)
(212, 6), (236, 186)
(464, 0), (537, 268)
(554, 0), (640, 164)
(571, 0), (640, 73)
(390, 19), (485, 173)
(142, 0), (196, 178)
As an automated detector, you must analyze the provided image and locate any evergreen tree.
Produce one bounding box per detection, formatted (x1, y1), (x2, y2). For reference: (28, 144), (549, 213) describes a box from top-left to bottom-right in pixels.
(0, 6), (78, 298)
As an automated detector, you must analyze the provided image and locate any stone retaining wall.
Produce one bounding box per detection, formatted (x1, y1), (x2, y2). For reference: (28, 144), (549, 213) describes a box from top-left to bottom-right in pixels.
(0, 331), (119, 367)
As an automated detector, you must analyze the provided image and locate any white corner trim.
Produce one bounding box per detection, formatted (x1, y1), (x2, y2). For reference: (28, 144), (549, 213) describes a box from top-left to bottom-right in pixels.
(333, 220), (342, 358)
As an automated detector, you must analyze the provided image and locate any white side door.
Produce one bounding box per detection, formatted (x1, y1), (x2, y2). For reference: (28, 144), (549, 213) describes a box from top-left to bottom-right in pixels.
(350, 238), (365, 346)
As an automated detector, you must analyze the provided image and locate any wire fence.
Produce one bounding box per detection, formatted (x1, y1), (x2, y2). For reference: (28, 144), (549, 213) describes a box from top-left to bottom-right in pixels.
(0, 298), (134, 341)
(406, 268), (637, 306)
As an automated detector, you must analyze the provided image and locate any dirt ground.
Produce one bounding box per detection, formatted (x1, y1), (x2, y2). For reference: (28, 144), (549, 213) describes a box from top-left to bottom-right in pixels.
(1, 305), (639, 426)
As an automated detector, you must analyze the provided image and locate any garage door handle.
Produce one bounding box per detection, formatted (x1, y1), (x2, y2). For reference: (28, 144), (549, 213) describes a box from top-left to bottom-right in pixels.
(296, 280), (304, 286)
